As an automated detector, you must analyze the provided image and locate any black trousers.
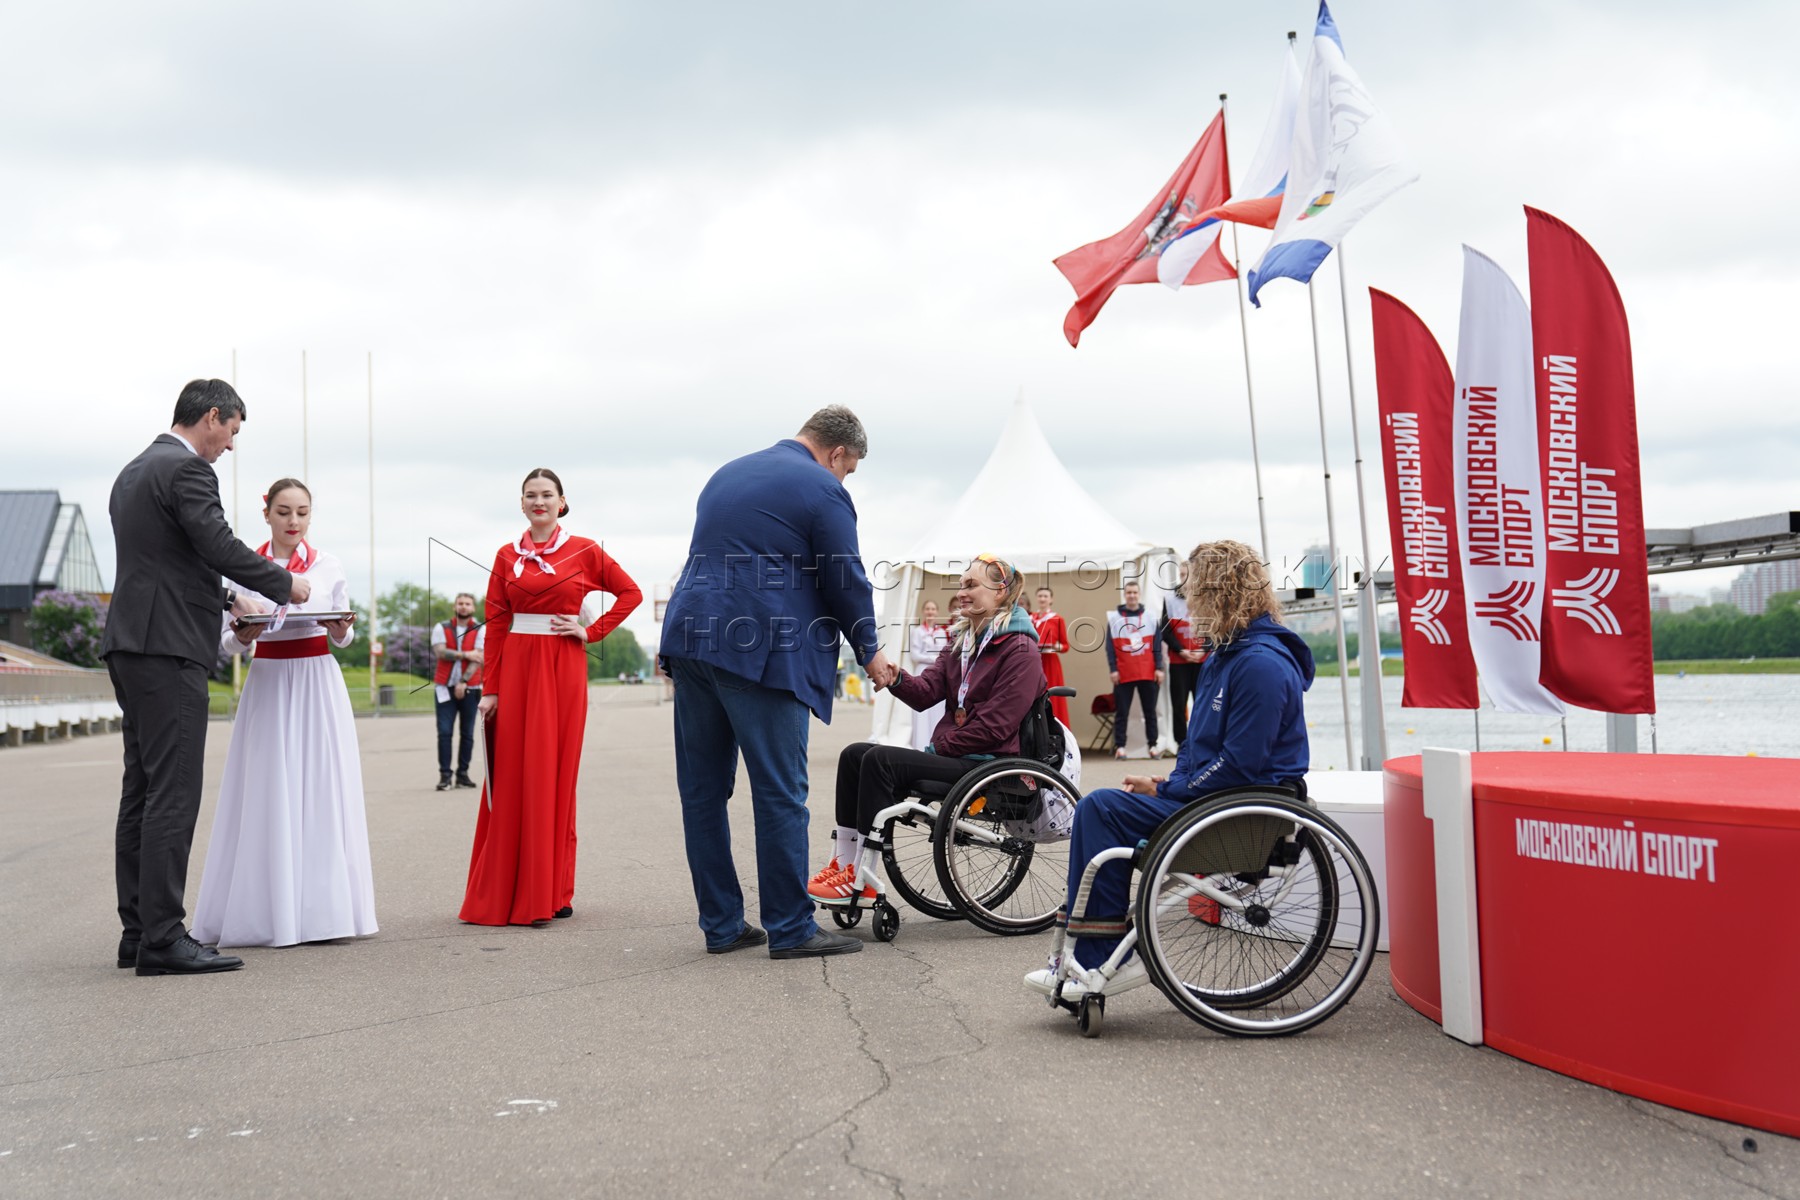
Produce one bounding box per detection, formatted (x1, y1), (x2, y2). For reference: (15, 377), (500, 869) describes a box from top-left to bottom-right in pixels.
(107, 652), (212, 948)
(1112, 679), (1159, 749)
(1168, 662), (1202, 740)
(436, 688), (481, 774)
(835, 741), (976, 835)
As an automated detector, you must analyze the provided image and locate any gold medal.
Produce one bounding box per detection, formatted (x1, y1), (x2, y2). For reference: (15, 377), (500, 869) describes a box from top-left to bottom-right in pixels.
(954, 707), (967, 727)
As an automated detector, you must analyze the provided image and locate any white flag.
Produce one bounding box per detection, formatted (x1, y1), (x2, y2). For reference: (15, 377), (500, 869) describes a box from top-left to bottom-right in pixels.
(1245, 1), (1419, 306)
(1156, 45), (1301, 290)
(1453, 246), (1564, 715)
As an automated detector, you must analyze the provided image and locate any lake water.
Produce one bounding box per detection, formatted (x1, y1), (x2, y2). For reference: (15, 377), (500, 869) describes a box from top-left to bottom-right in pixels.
(1303, 673), (1800, 770)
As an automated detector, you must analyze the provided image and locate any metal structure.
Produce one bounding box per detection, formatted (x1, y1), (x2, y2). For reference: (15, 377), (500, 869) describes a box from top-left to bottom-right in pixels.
(1644, 512), (1800, 574)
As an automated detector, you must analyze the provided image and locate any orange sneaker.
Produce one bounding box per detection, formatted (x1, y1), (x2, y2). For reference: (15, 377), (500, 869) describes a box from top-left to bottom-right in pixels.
(807, 859), (841, 889)
(808, 866), (877, 906)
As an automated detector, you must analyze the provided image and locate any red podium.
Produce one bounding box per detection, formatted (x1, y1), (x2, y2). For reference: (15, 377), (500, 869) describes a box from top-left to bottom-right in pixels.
(1385, 752), (1800, 1138)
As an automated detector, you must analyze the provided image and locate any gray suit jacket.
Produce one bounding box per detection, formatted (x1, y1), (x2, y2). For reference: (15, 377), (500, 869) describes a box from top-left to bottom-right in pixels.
(101, 434), (295, 667)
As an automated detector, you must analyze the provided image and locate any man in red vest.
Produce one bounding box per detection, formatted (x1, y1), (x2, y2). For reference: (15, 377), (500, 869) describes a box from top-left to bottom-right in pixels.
(432, 592), (485, 791)
(1105, 580), (1165, 758)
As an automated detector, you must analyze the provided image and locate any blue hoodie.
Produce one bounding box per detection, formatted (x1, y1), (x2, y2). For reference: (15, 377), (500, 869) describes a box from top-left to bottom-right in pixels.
(1155, 614), (1314, 803)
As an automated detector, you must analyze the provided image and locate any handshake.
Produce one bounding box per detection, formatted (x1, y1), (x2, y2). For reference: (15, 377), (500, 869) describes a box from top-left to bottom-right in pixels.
(863, 651), (898, 690)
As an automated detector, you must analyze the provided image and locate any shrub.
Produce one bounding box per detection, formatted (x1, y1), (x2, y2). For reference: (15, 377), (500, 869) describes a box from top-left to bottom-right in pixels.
(28, 590), (107, 668)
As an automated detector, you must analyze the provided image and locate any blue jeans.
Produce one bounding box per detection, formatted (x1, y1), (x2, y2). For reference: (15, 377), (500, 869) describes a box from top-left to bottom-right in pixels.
(1065, 786), (1185, 969)
(668, 656), (818, 951)
(436, 688), (481, 774)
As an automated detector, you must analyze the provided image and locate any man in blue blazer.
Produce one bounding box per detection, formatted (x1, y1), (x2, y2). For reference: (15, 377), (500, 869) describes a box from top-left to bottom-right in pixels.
(661, 406), (893, 958)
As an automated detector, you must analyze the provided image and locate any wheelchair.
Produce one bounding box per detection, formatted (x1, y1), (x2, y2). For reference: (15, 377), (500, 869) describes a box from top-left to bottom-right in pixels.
(1037, 784), (1379, 1038)
(820, 687), (1081, 943)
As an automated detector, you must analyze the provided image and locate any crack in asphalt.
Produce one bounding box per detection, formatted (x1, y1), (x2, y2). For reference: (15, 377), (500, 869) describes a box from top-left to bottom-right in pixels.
(764, 958), (905, 1199)
(1623, 1099), (1794, 1200)
(887, 941), (988, 1069)
(0, 954), (714, 1091)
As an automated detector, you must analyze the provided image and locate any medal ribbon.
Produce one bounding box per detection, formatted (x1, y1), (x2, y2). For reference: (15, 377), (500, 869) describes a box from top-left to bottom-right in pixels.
(955, 614), (1005, 715)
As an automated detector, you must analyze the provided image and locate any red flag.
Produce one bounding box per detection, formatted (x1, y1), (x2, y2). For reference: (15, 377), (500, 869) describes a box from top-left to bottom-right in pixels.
(1525, 207), (1655, 714)
(1053, 110), (1234, 347)
(1370, 288), (1479, 709)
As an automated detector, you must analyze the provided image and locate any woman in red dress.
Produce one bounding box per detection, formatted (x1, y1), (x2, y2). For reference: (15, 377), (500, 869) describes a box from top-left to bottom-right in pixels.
(1031, 585), (1072, 728)
(462, 468), (642, 926)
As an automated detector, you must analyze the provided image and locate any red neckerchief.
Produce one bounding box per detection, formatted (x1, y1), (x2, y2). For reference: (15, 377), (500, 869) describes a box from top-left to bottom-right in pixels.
(257, 540), (314, 573)
(514, 526), (570, 576)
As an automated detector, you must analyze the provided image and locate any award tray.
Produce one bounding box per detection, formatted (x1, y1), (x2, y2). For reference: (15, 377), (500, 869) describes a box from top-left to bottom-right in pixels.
(234, 610), (357, 625)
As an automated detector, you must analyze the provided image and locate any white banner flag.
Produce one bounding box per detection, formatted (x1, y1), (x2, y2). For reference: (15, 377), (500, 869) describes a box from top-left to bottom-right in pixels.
(1452, 246), (1564, 715)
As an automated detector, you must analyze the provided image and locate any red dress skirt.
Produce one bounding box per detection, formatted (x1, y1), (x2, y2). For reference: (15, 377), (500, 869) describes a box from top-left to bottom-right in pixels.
(1032, 611), (1072, 728)
(459, 534), (640, 925)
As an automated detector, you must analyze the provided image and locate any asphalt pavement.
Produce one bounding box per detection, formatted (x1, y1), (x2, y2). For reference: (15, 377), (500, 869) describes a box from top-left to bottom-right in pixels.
(2, 686), (1793, 1198)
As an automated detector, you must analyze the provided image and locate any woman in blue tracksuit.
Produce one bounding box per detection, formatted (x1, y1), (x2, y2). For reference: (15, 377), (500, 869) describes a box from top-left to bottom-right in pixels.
(1026, 539), (1314, 1000)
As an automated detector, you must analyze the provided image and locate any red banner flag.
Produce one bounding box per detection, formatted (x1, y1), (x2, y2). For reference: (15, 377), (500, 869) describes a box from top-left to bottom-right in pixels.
(1370, 288), (1479, 709)
(1525, 207), (1655, 714)
(1053, 110), (1234, 347)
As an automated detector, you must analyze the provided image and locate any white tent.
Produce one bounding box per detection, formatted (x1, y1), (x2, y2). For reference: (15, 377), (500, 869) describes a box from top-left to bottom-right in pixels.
(870, 398), (1180, 755)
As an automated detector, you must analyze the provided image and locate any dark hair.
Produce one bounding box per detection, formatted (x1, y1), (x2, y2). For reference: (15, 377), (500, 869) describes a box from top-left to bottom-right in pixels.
(522, 467), (569, 517)
(173, 379), (246, 429)
(262, 478), (311, 508)
(797, 405), (868, 458)
(454, 592), (477, 604)
(1036, 586), (1053, 596)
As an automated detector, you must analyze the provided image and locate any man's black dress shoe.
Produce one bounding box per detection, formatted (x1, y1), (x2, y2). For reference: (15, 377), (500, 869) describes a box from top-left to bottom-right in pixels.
(706, 924), (768, 954)
(455, 772), (477, 789)
(135, 934), (245, 976)
(553, 906), (573, 919)
(768, 930), (862, 959)
(117, 937), (139, 969)
(436, 772), (454, 792)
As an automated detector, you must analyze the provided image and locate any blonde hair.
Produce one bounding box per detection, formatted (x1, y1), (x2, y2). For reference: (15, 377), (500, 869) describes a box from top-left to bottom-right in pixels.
(1181, 540), (1281, 647)
(950, 554), (1028, 645)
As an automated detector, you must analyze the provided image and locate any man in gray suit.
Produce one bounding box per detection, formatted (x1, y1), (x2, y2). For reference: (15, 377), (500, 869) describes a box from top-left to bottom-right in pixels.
(103, 379), (311, 975)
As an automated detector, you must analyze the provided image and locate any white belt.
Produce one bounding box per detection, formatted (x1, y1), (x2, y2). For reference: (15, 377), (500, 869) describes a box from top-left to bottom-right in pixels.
(510, 613), (575, 636)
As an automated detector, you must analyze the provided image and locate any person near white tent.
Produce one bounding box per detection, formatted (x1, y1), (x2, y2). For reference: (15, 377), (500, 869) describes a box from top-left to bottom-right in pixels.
(868, 397), (1179, 758)
(810, 555), (1046, 907)
(1104, 581), (1165, 759)
(906, 599), (951, 750)
(1160, 563), (1208, 739)
(1031, 586), (1072, 728)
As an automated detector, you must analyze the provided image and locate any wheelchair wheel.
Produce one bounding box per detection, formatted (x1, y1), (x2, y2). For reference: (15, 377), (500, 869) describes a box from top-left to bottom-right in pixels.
(1134, 794), (1378, 1038)
(931, 760), (1075, 936)
(881, 804), (962, 922)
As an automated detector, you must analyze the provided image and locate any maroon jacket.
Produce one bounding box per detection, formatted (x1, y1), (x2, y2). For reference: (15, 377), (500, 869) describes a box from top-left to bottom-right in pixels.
(891, 613), (1047, 757)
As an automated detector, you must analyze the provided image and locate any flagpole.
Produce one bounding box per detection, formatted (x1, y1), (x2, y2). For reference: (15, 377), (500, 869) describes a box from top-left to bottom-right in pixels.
(301, 349), (310, 484)
(1308, 279), (1357, 769)
(1335, 243), (1388, 769)
(1220, 91), (1271, 563)
(368, 351), (377, 717)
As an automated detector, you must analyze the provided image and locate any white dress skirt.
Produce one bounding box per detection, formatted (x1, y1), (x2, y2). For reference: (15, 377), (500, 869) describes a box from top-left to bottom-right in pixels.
(191, 550), (378, 948)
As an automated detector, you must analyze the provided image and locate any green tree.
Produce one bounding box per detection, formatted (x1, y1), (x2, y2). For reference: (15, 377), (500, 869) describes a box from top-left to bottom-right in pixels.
(378, 582), (456, 636)
(587, 627), (649, 680)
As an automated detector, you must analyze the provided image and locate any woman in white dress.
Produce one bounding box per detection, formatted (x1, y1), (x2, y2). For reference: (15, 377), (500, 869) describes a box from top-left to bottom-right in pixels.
(191, 478), (377, 948)
(907, 599), (951, 750)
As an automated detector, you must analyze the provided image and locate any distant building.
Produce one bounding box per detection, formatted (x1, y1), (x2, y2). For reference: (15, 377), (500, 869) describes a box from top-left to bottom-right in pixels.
(0, 491), (106, 645)
(1298, 543), (1338, 597)
(1666, 592), (1711, 614)
(1727, 560), (1800, 616)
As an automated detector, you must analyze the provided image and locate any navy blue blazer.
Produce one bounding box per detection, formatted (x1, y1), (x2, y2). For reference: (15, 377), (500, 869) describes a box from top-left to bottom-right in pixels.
(659, 440), (878, 721)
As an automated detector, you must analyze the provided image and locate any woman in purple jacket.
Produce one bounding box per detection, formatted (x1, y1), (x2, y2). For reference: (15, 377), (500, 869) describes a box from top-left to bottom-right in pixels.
(808, 553), (1048, 906)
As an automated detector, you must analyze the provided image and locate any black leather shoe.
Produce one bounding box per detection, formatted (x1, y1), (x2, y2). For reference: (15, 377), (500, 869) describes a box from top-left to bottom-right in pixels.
(553, 906), (573, 919)
(768, 930), (862, 959)
(436, 772), (454, 791)
(117, 936), (139, 969)
(455, 772), (477, 789)
(135, 934), (244, 976)
(706, 924), (768, 954)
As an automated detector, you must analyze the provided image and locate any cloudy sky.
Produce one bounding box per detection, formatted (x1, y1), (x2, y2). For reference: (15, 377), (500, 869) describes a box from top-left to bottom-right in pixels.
(3, 0), (1795, 633)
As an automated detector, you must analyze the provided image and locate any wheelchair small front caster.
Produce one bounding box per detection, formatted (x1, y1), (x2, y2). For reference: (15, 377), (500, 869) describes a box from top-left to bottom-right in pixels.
(1077, 994), (1104, 1038)
(831, 906), (863, 930)
(872, 902), (900, 943)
